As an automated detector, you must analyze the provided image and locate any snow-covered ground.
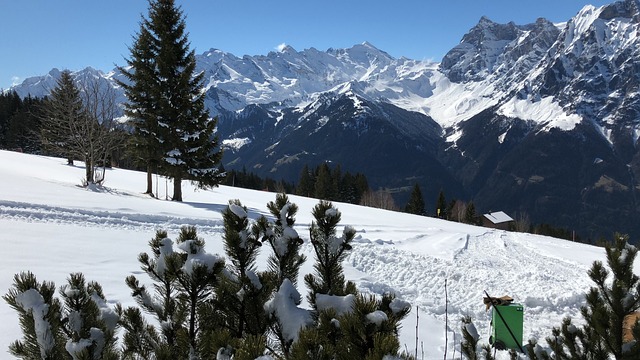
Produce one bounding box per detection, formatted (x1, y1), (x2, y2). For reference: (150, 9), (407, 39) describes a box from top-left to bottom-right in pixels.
(0, 150), (617, 359)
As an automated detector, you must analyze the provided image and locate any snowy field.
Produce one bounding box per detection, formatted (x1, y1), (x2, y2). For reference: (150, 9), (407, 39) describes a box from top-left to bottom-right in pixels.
(0, 150), (619, 359)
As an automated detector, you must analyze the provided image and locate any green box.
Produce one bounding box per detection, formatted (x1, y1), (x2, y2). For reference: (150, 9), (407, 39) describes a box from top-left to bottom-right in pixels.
(490, 303), (524, 351)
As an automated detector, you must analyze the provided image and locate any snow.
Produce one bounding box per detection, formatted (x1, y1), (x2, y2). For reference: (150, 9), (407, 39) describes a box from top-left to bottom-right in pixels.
(365, 310), (388, 325)
(263, 279), (312, 343)
(498, 96), (582, 131)
(14, 289), (54, 358)
(316, 294), (356, 316)
(0, 150), (619, 359)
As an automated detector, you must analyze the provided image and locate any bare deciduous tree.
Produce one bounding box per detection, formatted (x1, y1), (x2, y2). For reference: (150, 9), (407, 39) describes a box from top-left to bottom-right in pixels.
(40, 70), (125, 186)
(359, 188), (399, 211)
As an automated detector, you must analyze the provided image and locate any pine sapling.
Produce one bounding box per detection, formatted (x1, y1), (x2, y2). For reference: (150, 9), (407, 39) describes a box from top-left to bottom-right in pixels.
(3, 271), (65, 360)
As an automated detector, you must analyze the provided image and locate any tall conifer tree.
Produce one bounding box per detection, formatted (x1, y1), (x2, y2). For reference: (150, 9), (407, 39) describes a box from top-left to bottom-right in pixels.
(117, 24), (160, 196)
(405, 183), (425, 215)
(119, 0), (224, 201)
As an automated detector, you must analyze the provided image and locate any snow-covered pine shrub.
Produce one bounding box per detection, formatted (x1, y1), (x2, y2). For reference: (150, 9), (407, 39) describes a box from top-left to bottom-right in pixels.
(199, 199), (273, 358)
(291, 200), (412, 360)
(59, 273), (120, 360)
(123, 226), (224, 358)
(3, 271), (66, 359)
(256, 193), (309, 356)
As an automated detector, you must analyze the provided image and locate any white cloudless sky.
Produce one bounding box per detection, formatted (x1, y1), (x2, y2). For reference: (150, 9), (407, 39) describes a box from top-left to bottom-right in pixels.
(0, 0), (613, 90)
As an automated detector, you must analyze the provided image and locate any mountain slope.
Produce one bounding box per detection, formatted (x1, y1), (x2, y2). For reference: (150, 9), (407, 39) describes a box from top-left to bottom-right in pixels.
(0, 150), (614, 359)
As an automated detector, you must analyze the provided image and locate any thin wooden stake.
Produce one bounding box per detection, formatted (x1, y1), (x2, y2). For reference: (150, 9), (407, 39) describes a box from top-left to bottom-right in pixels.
(415, 305), (419, 359)
(444, 278), (448, 360)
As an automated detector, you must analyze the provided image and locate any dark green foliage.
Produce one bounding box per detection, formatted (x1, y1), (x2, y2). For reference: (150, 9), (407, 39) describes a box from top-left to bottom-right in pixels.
(260, 193), (306, 287)
(118, 0), (224, 201)
(39, 70), (84, 165)
(211, 200), (273, 340)
(117, 21), (161, 195)
(533, 223), (581, 243)
(59, 273), (121, 360)
(404, 183), (425, 215)
(292, 200), (411, 359)
(295, 163), (369, 204)
(538, 233), (640, 360)
(0, 92), (43, 153)
(119, 307), (160, 359)
(296, 164), (315, 197)
(305, 200), (357, 308)
(5, 197), (411, 359)
(3, 272), (66, 359)
(464, 201), (479, 225)
(3, 271), (121, 360)
(580, 233), (640, 359)
(125, 226), (224, 358)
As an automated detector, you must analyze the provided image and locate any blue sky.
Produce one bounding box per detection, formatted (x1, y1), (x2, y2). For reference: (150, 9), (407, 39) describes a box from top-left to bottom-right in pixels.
(1, 0), (613, 90)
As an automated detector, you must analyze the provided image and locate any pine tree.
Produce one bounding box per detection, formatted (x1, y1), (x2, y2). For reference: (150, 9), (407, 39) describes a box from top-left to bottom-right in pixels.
(59, 273), (121, 360)
(117, 22), (161, 196)
(123, 227), (225, 358)
(40, 70), (83, 166)
(461, 316), (480, 360)
(405, 183), (425, 215)
(292, 202), (411, 359)
(257, 193), (308, 356)
(305, 200), (357, 308)
(210, 200), (272, 340)
(3, 272), (66, 359)
(579, 233), (640, 359)
(464, 201), (478, 225)
(435, 190), (447, 219)
(120, 0), (224, 201)
(260, 193), (306, 287)
(314, 163), (333, 201)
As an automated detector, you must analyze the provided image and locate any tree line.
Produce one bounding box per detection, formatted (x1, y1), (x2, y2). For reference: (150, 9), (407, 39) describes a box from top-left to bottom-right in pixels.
(0, 91), (44, 154)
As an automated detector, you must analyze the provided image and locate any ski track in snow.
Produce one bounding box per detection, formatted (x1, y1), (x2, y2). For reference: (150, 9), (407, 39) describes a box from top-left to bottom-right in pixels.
(0, 200), (224, 234)
(348, 230), (592, 344)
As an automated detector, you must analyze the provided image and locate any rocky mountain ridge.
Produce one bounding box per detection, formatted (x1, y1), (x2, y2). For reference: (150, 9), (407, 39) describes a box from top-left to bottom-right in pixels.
(8, 0), (640, 240)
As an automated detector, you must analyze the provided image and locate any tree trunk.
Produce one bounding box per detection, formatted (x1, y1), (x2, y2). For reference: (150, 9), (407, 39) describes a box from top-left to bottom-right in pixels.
(145, 163), (153, 196)
(172, 175), (182, 201)
(85, 156), (93, 185)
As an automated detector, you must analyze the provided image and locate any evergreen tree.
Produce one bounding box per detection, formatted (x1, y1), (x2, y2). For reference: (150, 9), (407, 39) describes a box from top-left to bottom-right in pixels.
(59, 273), (121, 360)
(123, 226), (225, 358)
(579, 233), (640, 359)
(460, 316), (480, 360)
(405, 183), (425, 215)
(119, 0), (224, 201)
(3, 272), (66, 359)
(210, 200), (272, 340)
(40, 70), (84, 166)
(260, 193), (306, 287)
(293, 200), (411, 359)
(258, 194), (308, 356)
(117, 22), (161, 196)
(435, 190), (447, 219)
(314, 163), (333, 201)
(464, 201), (478, 225)
(305, 200), (357, 308)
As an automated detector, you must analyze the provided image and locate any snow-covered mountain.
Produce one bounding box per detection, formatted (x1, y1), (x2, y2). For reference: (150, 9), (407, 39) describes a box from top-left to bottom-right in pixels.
(8, 0), (640, 240)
